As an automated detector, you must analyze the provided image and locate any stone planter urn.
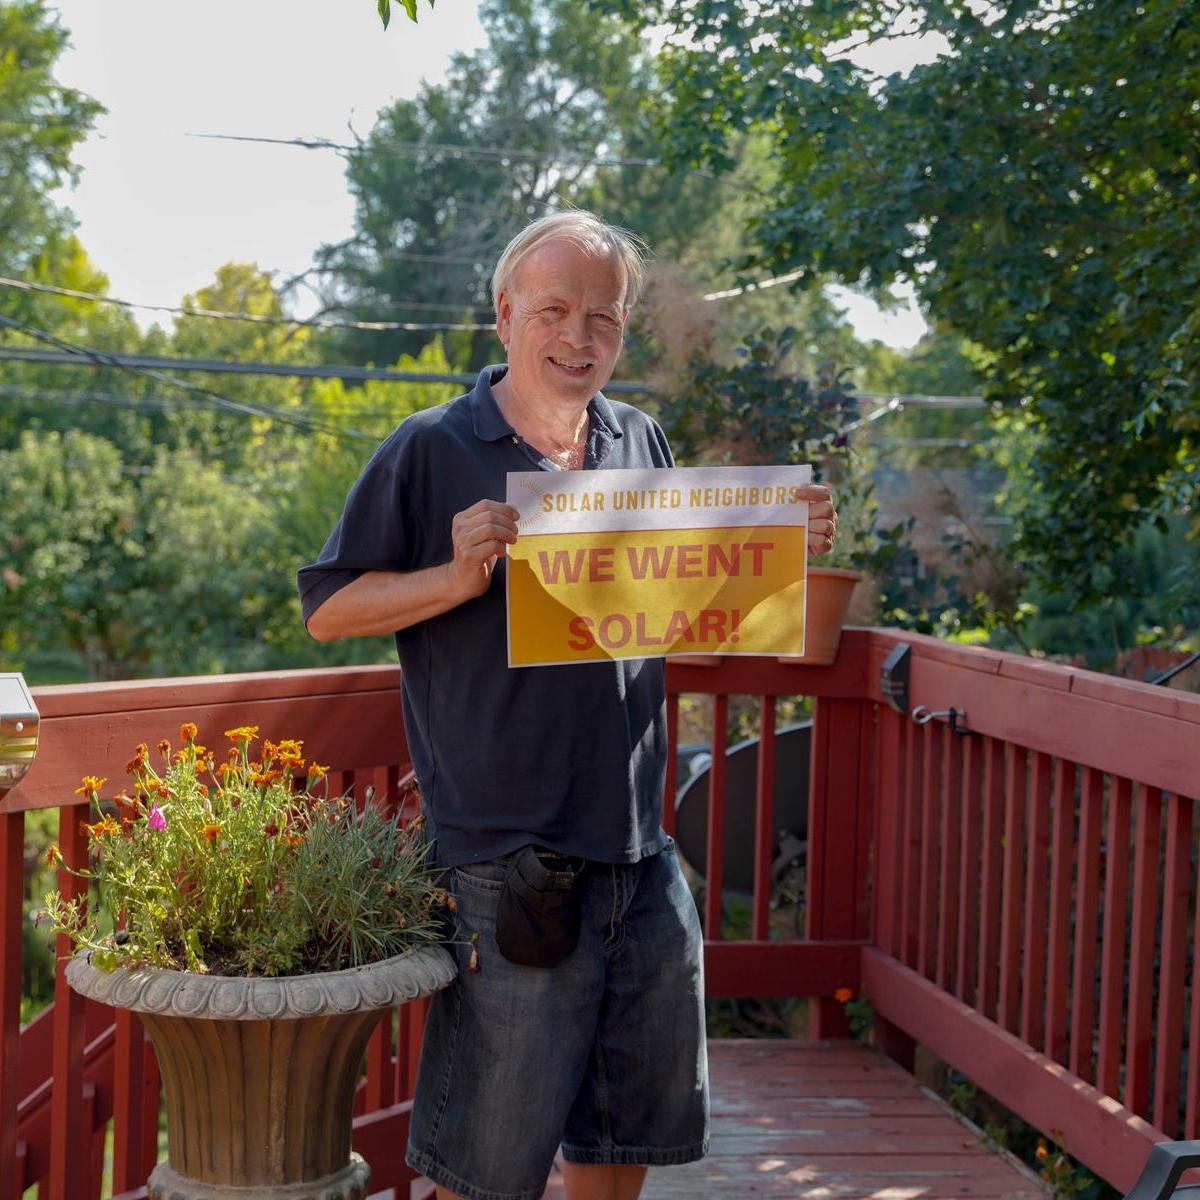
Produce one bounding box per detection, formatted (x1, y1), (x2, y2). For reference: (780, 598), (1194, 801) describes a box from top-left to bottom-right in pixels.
(67, 945), (456, 1199)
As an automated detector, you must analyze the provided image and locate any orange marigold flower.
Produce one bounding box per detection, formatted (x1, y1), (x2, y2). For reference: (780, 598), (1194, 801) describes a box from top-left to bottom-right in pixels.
(307, 763), (330, 780)
(1036, 1142), (1049, 1162)
(156, 783), (170, 800)
(834, 987), (854, 1004)
(172, 749), (188, 765)
(263, 822), (279, 838)
(157, 739), (171, 756)
(276, 739), (304, 759)
(225, 725), (260, 744)
(201, 823), (222, 841)
(180, 722), (199, 743)
(74, 775), (108, 797)
(216, 762), (236, 780)
(45, 843), (61, 867)
(113, 791), (140, 824)
(284, 833), (304, 847)
(95, 816), (120, 839)
(197, 783), (209, 799)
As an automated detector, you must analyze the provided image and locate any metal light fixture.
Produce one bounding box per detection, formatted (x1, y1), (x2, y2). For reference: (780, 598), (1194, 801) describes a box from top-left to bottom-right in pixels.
(0, 672), (39, 797)
(880, 643), (911, 714)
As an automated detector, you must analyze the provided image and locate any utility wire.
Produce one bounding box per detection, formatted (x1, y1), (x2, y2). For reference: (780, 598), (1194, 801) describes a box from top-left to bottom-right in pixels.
(0, 382), (452, 421)
(0, 276), (496, 332)
(0, 315), (375, 441)
(702, 268), (806, 302)
(0, 344), (655, 395)
(186, 130), (759, 196)
(0, 259), (822, 337)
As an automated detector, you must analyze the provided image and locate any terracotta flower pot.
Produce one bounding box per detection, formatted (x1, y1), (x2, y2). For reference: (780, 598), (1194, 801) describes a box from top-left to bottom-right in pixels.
(67, 946), (456, 1199)
(779, 566), (862, 666)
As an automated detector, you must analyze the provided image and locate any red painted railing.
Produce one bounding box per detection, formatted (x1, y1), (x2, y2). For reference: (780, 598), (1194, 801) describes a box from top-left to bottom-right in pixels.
(3, 632), (1198, 1196)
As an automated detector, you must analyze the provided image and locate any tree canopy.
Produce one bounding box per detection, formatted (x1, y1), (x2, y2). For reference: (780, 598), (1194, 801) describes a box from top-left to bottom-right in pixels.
(602, 0), (1200, 605)
(0, 2), (101, 282)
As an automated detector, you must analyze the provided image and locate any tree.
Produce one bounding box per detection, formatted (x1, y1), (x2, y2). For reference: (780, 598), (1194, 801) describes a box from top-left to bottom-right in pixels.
(0, 1), (101, 285)
(321, 0), (819, 371)
(602, 0), (1200, 607)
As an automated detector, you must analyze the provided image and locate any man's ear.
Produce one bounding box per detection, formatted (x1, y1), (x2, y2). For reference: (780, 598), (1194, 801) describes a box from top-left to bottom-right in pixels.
(495, 290), (513, 346)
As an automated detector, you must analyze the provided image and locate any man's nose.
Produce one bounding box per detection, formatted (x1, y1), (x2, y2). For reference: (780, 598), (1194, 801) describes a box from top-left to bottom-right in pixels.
(560, 310), (589, 347)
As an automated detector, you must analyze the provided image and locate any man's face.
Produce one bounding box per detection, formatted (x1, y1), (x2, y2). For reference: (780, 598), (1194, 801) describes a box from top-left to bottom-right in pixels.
(495, 238), (628, 407)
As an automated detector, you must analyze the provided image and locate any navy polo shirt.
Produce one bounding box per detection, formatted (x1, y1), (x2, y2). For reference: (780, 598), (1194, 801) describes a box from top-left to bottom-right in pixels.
(297, 365), (674, 867)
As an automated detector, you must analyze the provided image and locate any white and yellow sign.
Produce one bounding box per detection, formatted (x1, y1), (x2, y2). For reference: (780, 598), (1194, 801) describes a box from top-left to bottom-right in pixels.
(505, 465), (811, 666)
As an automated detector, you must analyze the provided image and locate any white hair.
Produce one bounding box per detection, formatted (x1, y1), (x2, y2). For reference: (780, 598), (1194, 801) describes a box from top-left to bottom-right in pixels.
(491, 210), (648, 312)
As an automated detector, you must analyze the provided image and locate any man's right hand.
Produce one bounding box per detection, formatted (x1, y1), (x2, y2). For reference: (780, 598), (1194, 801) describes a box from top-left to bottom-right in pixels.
(446, 499), (520, 601)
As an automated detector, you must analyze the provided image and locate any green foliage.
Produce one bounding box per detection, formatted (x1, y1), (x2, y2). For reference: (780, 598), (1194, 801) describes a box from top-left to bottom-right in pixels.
(655, 326), (859, 469)
(326, 0), (799, 371)
(0, 2), (101, 282)
(0, 429), (142, 678)
(838, 989), (875, 1041)
(0, 261), (463, 682)
(43, 728), (446, 976)
(376, 0), (434, 27)
(601, 0), (1200, 609)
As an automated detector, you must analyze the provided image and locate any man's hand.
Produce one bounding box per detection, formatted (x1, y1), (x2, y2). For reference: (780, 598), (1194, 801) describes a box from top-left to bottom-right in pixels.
(801, 484), (838, 556)
(446, 499), (520, 600)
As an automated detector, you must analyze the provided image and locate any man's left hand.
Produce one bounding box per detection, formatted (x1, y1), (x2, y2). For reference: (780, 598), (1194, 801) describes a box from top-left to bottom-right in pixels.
(800, 484), (838, 556)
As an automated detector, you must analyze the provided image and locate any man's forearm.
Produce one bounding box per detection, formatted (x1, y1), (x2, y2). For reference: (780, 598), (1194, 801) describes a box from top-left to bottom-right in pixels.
(306, 564), (469, 641)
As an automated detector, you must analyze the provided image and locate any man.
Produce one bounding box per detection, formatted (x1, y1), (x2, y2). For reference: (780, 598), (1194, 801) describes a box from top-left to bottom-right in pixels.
(299, 211), (838, 1200)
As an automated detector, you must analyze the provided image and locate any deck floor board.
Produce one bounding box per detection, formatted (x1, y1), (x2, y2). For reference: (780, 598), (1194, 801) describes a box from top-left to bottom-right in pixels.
(541, 1040), (1046, 1200)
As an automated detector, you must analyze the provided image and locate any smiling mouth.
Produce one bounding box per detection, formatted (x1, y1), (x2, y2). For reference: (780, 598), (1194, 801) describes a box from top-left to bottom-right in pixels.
(548, 356), (594, 371)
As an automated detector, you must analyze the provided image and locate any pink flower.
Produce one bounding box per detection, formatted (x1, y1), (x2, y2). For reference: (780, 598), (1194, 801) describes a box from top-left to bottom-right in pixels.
(147, 803), (166, 832)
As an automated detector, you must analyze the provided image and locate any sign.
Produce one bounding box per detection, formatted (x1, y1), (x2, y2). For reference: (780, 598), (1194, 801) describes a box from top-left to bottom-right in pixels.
(505, 464), (811, 666)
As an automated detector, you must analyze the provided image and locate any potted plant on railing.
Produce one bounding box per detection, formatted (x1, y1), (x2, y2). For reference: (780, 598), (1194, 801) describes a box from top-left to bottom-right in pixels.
(43, 724), (456, 1200)
(655, 326), (905, 664)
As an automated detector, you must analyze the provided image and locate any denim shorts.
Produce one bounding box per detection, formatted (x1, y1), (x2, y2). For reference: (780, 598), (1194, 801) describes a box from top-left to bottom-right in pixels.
(405, 839), (709, 1200)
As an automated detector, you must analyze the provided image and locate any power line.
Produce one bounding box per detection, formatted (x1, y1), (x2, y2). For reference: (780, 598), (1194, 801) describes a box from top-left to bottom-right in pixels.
(0, 259), (824, 341)
(0, 276), (497, 332)
(0, 382), (450, 422)
(185, 130), (759, 196)
(0, 316), (375, 441)
(0, 343), (987, 409)
(0, 344), (655, 395)
(703, 269), (807, 302)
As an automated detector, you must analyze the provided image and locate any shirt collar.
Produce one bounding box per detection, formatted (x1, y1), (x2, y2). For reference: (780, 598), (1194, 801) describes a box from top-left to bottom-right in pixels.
(469, 364), (626, 444)
(470, 365), (516, 442)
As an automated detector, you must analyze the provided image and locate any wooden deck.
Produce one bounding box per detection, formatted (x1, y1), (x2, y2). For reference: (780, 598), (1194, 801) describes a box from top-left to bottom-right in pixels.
(545, 1040), (1046, 1199)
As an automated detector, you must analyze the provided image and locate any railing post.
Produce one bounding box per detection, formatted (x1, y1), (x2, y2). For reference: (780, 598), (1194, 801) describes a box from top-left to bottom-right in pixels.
(49, 806), (89, 1200)
(0, 810), (25, 1200)
(806, 696), (871, 1038)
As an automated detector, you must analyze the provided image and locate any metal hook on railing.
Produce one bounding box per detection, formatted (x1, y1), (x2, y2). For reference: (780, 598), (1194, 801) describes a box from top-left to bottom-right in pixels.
(911, 705), (971, 735)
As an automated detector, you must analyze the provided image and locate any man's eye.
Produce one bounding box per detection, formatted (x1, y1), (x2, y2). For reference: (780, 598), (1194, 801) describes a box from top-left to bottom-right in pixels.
(592, 313), (616, 325)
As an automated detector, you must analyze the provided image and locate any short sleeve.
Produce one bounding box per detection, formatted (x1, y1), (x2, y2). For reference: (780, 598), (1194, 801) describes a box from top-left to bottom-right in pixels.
(296, 428), (419, 627)
(650, 418), (676, 468)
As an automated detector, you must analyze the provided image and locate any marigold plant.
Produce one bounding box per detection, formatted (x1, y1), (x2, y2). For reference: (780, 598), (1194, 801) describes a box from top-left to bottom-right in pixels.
(43, 724), (446, 976)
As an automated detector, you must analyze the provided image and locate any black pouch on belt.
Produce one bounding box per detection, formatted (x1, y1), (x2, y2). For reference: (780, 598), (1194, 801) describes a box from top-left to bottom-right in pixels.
(495, 844), (585, 968)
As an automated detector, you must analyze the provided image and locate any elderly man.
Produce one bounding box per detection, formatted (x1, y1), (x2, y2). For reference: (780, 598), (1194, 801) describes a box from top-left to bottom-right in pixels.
(299, 211), (838, 1200)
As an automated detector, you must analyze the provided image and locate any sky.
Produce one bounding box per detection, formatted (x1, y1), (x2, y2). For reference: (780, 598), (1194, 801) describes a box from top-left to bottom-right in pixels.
(48, 1), (938, 349)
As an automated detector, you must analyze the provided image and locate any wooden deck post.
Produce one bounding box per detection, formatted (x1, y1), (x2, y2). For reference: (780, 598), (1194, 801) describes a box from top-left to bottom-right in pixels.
(806, 696), (872, 1038)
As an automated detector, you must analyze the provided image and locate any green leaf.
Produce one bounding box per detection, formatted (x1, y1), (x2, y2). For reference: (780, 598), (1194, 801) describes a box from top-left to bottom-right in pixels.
(377, 0), (390, 29)
(401, 0), (418, 19)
